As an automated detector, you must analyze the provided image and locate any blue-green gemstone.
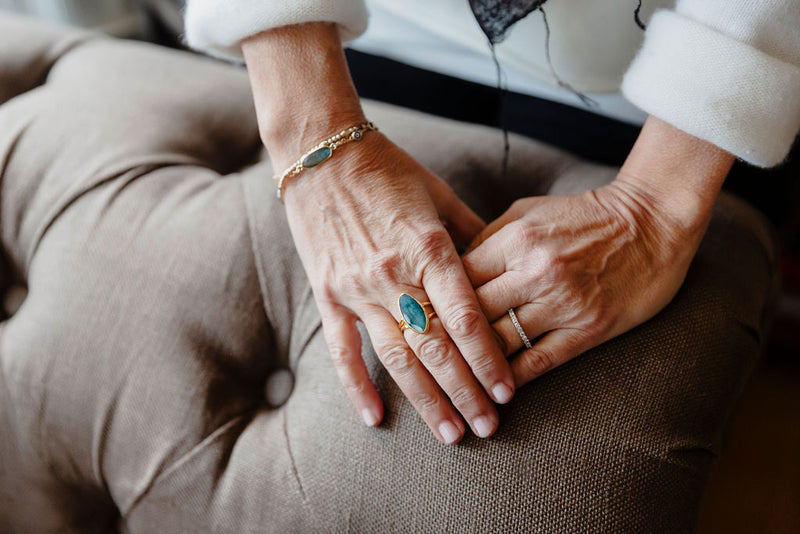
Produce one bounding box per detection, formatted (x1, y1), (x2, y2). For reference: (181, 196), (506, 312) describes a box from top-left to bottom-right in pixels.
(302, 146), (332, 168)
(399, 293), (428, 333)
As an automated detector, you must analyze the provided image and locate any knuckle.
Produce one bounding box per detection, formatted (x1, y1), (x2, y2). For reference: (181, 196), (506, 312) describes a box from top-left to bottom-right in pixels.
(521, 348), (556, 377)
(468, 353), (499, 377)
(416, 337), (451, 368)
(381, 345), (417, 377)
(443, 305), (484, 338)
(448, 384), (480, 410)
(528, 248), (566, 283)
(543, 249), (567, 274)
(366, 251), (403, 287)
(508, 221), (536, 249)
(516, 268), (538, 289)
(414, 393), (441, 413)
(409, 228), (453, 263)
(343, 380), (368, 395)
(328, 345), (352, 367)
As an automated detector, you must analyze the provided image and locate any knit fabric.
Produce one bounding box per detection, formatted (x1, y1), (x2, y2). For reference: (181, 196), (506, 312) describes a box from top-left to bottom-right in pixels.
(622, 0), (800, 167)
(183, 0), (368, 60)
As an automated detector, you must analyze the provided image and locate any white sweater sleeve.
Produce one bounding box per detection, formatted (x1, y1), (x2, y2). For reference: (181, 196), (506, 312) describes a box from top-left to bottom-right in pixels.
(183, 0), (369, 62)
(621, 0), (800, 167)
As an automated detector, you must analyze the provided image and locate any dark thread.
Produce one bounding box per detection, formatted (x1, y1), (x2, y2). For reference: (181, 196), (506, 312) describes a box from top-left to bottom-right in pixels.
(539, 7), (598, 108)
(634, 0), (647, 30)
(489, 42), (511, 179)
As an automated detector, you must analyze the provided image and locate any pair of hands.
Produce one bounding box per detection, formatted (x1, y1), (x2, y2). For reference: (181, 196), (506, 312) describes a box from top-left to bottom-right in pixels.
(242, 22), (732, 445)
(281, 127), (713, 445)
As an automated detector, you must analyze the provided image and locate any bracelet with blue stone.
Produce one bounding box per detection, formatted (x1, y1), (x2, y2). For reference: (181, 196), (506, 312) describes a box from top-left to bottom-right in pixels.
(273, 121), (378, 201)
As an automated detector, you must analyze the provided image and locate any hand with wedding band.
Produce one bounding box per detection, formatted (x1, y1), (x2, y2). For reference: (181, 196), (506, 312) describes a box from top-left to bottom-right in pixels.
(462, 186), (697, 385)
(243, 23), (733, 443)
(462, 117), (734, 386)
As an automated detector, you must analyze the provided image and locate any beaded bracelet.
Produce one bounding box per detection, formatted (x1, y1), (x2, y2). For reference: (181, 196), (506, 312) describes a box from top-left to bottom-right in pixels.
(273, 121), (378, 201)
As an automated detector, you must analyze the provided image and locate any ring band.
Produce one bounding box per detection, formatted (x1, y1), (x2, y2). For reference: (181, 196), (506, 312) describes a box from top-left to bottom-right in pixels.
(508, 308), (533, 349)
(398, 293), (436, 334)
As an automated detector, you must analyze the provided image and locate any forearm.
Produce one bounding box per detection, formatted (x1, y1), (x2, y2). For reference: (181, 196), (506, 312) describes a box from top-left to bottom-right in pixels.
(241, 23), (366, 170)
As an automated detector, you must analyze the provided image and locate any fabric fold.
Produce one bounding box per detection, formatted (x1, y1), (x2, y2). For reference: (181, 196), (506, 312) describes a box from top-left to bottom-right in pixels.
(622, 9), (800, 168)
(184, 0), (369, 62)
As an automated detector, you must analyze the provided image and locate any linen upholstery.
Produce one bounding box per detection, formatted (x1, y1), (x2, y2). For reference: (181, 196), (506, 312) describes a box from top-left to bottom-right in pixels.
(0, 12), (778, 533)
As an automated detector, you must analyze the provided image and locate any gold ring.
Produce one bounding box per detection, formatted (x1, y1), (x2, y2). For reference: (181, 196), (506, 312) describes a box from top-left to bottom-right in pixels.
(397, 293), (436, 334)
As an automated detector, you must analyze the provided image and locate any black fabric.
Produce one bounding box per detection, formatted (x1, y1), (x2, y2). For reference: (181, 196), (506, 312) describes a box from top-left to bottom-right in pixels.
(346, 49), (641, 167)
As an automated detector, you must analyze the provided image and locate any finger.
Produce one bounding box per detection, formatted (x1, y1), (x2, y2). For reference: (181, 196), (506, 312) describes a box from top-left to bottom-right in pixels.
(474, 270), (533, 321)
(510, 329), (594, 387)
(395, 291), (500, 439)
(461, 224), (513, 288)
(491, 301), (552, 357)
(430, 179), (486, 247)
(360, 308), (466, 445)
(464, 200), (526, 254)
(419, 243), (516, 406)
(319, 303), (384, 427)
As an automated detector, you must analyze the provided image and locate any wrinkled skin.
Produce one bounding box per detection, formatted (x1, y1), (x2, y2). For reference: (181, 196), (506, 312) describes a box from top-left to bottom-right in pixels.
(464, 177), (705, 386)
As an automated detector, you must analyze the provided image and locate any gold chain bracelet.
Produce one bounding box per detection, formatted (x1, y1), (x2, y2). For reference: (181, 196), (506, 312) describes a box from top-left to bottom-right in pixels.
(273, 121), (378, 201)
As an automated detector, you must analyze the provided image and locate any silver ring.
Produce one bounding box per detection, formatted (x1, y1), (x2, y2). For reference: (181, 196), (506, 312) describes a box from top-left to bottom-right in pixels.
(508, 308), (532, 349)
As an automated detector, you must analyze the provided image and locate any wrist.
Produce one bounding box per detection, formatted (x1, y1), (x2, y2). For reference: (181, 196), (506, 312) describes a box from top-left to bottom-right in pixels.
(613, 115), (735, 234)
(264, 110), (368, 171)
(274, 121), (378, 201)
(242, 22), (366, 168)
(280, 128), (390, 206)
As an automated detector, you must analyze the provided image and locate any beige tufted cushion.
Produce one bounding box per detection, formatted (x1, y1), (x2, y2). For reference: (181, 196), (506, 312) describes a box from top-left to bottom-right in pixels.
(0, 12), (778, 533)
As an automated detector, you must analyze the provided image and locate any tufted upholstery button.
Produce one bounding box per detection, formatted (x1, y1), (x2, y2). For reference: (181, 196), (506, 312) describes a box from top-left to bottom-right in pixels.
(3, 284), (27, 317)
(264, 368), (294, 408)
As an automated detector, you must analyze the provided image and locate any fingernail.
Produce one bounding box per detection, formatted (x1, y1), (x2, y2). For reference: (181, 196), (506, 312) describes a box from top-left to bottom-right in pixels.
(361, 408), (379, 427)
(438, 421), (461, 444)
(473, 416), (495, 438)
(492, 383), (513, 404)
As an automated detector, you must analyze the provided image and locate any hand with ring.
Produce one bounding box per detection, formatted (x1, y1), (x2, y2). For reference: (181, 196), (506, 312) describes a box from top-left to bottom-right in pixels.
(463, 117), (734, 388)
(244, 24), (516, 445)
(463, 186), (700, 385)
(285, 132), (516, 444)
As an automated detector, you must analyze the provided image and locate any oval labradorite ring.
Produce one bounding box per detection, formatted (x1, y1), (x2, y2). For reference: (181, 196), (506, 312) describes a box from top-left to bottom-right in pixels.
(398, 293), (437, 334)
